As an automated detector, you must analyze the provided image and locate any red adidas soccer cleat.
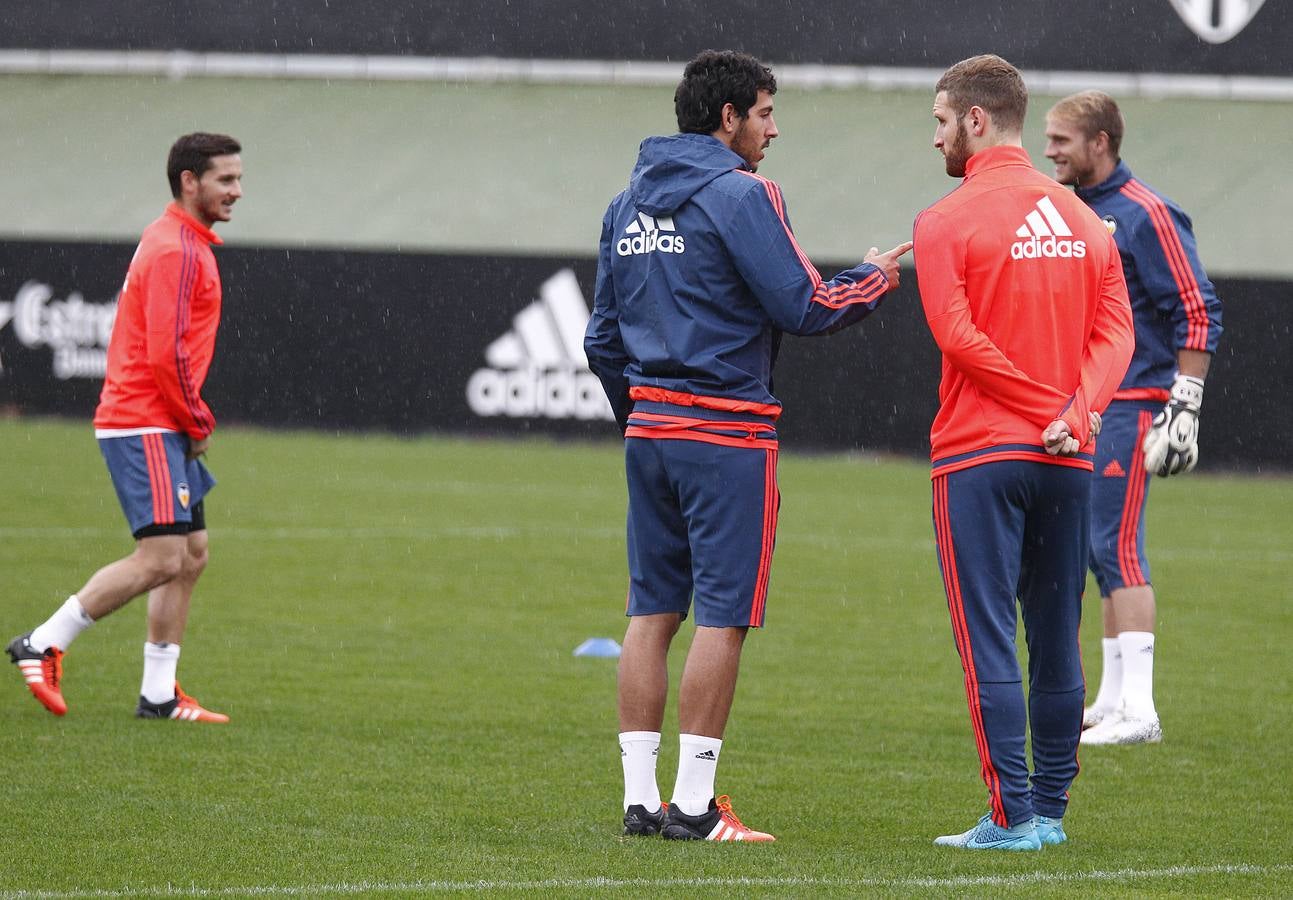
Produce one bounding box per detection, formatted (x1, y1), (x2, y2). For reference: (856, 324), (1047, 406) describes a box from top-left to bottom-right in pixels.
(7, 633), (67, 717)
(662, 795), (775, 842)
(136, 682), (229, 723)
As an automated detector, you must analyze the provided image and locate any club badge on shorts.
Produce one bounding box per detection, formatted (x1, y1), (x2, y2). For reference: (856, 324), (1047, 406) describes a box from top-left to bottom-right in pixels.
(177, 482), (191, 510)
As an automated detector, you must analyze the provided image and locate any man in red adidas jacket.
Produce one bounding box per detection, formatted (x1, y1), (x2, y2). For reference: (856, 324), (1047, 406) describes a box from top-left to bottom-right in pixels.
(7, 133), (242, 723)
(913, 56), (1133, 850)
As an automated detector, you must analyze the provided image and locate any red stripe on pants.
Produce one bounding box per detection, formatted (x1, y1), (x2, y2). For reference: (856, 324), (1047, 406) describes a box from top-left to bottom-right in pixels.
(933, 477), (1006, 825)
(144, 434), (175, 525)
(749, 447), (778, 627)
(1117, 411), (1152, 586)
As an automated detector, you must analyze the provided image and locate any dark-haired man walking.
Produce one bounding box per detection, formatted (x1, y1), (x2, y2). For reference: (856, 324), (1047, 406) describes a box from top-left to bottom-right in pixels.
(8, 133), (242, 723)
(586, 49), (910, 842)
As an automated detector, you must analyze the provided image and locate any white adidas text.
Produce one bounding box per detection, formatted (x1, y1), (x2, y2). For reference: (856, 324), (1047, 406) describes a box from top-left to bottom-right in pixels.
(616, 231), (685, 256)
(1010, 195), (1086, 260)
(1010, 236), (1087, 260)
(616, 212), (685, 256)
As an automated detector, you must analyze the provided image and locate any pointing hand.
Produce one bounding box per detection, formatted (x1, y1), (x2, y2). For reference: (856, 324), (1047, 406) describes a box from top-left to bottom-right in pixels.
(865, 241), (914, 289)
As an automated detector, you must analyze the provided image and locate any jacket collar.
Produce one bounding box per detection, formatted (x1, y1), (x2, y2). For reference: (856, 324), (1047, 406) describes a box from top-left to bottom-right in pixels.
(1076, 160), (1133, 203)
(165, 201), (223, 245)
(963, 144), (1033, 178)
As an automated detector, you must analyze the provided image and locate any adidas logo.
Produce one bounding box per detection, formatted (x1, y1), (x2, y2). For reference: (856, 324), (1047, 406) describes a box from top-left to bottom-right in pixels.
(616, 211), (686, 257)
(1102, 459), (1126, 478)
(1010, 196), (1087, 260)
(464, 268), (614, 422)
(694, 749), (717, 761)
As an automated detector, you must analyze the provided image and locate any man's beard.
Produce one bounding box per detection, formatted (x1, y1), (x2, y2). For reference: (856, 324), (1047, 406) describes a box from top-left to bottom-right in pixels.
(944, 123), (971, 177)
(732, 122), (763, 171)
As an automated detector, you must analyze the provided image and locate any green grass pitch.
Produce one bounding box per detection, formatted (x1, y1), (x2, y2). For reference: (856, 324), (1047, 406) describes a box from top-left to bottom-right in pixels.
(1, 417), (1289, 897)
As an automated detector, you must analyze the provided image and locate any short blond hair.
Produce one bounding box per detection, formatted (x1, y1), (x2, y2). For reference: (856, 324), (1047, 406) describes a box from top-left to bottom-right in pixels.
(1048, 90), (1124, 157)
(935, 54), (1028, 134)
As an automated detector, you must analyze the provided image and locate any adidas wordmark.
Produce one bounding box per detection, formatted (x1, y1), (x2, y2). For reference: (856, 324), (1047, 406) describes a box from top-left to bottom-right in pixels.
(1010, 196), (1087, 260)
(617, 212), (686, 256)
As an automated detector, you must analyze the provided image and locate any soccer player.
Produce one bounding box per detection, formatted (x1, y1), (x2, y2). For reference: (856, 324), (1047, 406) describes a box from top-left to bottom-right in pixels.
(7, 133), (242, 723)
(913, 56), (1134, 850)
(586, 49), (910, 842)
(1045, 91), (1223, 746)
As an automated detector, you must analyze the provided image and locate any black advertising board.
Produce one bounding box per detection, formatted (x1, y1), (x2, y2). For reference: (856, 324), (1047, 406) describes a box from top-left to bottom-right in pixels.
(1, 240), (1289, 470)
(5, 1), (1290, 76)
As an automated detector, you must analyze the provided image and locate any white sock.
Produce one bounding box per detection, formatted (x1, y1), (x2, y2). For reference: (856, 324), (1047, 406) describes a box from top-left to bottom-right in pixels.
(141, 642), (181, 705)
(1090, 637), (1123, 713)
(619, 731), (662, 812)
(672, 734), (722, 816)
(1118, 631), (1157, 719)
(29, 595), (94, 652)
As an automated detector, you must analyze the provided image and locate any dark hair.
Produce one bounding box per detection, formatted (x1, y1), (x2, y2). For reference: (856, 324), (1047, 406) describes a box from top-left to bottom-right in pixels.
(674, 49), (777, 134)
(167, 132), (242, 198)
(1048, 90), (1125, 157)
(935, 54), (1028, 134)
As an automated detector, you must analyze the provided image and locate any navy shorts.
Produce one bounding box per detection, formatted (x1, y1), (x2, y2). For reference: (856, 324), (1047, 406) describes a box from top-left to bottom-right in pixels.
(1089, 400), (1157, 596)
(623, 428), (779, 628)
(98, 432), (216, 538)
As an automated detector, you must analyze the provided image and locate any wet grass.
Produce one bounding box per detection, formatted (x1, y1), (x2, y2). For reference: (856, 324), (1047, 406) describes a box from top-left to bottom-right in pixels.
(1, 417), (1290, 897)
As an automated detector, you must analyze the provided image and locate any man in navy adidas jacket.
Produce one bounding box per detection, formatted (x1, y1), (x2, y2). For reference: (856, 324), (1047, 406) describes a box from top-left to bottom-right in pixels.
(585, 49), (910, 842)
(1045, 91), (1223, 746)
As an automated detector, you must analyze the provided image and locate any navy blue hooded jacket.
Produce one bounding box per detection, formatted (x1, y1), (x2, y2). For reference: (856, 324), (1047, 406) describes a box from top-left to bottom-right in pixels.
(585, 133), (889, 431)
(1076, 161), (1222, 399)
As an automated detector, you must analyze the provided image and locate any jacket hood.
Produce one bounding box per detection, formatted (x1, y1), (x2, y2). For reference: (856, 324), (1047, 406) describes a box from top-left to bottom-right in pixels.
(628, 133), (746, 216)
(1076, 160), (1133, 204)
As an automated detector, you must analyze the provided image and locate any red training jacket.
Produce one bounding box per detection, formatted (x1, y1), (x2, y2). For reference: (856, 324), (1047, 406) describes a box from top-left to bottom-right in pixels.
(94, 202), (224, 440)
(913, 145), (1133, 476)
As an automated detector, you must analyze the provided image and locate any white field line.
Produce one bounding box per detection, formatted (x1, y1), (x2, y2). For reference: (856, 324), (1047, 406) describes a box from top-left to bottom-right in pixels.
(2, 863), (1291, 898)
(0, 525), (1289, 564)
(2, 50), (1293, 102)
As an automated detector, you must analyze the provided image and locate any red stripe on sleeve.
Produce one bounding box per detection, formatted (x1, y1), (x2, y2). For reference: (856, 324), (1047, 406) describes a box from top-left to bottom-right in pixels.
(1120, 181), (1210, 350)
(174, 229), (213, 435)
(735, 170), (824, 288)
(811, 268), (889, 309)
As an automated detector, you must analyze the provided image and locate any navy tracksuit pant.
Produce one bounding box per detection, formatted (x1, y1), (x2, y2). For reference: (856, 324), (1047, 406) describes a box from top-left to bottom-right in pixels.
(932, 459), (1088, 827)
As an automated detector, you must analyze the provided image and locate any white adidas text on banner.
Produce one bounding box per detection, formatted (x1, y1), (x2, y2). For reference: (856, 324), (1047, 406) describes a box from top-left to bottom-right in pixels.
(465, 268), (614, 421)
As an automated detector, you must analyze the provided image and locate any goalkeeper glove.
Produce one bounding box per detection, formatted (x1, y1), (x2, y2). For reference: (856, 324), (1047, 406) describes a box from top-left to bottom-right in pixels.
(1142, 374), (1204, 477)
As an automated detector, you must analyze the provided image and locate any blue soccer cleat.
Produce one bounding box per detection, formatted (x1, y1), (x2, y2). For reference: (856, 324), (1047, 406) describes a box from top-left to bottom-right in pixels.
(1034, 815), (1067, 845)
(934, 813), (1042, 851)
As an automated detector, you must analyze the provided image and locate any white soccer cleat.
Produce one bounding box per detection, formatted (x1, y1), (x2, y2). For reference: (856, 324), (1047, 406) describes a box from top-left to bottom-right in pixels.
(1082, 705), (1113, 730)
(1079, 709), (1162, 745)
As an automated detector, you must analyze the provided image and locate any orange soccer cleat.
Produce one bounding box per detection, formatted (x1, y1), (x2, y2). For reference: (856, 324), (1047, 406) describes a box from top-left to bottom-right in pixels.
(136, 682), (229, 723)
(661, 795), (775, 842)
(7, 633), (67, 717)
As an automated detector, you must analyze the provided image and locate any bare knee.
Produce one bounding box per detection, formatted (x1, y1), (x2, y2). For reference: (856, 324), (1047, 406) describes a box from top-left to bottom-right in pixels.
(184, 532), (210, 581)
(625, 613), (683, 651)
(136, 551), (184, 585)
(133, 537), (188, 586)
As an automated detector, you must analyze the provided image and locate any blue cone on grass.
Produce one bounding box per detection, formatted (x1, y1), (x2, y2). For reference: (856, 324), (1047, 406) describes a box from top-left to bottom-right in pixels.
(573, 637), (622, 657)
